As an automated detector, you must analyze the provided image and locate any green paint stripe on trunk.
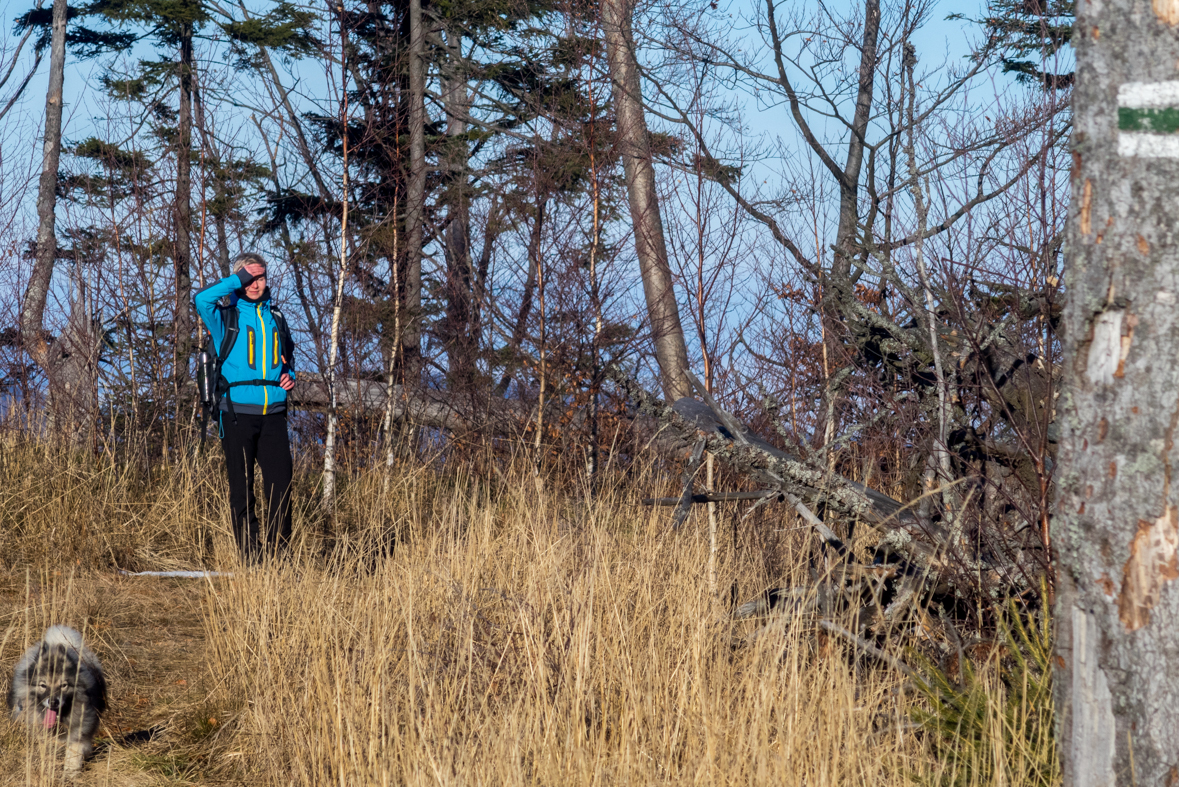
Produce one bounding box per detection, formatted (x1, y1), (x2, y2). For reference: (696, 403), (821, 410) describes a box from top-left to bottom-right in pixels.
(1118, 107), (1179, 133)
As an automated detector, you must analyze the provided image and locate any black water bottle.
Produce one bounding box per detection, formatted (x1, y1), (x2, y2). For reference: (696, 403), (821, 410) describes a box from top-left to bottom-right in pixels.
(197, 349), (215, 406)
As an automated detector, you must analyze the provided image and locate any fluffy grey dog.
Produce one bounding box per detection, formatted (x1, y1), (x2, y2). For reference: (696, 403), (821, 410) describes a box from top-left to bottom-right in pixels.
(8, 626), (107, 777)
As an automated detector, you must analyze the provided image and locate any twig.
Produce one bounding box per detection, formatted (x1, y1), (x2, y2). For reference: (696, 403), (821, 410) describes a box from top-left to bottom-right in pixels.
(641, 490), (784, 505)
(672, 439), (707, 530)
(818, 619), (915, 679)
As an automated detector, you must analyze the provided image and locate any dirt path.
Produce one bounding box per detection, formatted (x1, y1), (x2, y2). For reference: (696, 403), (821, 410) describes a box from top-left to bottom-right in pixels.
(0, 572), (230, 786)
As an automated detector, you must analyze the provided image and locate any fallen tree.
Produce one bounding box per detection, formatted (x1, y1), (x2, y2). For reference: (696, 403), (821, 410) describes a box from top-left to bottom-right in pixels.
(285, 361), (1045, 634)
(289, 373), (540, 436)
(606, 365), (1048, 625)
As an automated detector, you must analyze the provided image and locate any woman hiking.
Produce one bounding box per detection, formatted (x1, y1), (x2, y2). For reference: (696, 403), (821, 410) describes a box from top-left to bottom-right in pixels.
(194, 252), (296, 563)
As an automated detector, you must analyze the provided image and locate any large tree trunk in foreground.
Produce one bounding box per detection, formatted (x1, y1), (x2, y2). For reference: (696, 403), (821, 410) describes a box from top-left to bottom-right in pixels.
(21, 0), (66, 373)
(1055, 3), (1179, 783)
(601, 0), (691, 402)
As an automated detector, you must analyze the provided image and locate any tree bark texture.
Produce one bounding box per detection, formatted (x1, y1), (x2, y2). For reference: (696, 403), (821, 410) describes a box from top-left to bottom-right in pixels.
(1055, 4), (1179, 784)
(19, 0), (97, 435)
(21, 0), (67, 368)
(174, 23), (195, 385)
(600, 0), (691, 402)
(403, 0), (426, 383)
(56, 273), (98, 439)
(495, 196), (545, 397)
(440, 29), (475, 390)
(832, 0), (878, 280)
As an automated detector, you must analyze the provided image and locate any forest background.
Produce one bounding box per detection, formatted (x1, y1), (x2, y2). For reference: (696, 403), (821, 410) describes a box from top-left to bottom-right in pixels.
(0, 0), (1076, 783)
(0, 0), (1070, 497)
(0, 0), (1074, 619)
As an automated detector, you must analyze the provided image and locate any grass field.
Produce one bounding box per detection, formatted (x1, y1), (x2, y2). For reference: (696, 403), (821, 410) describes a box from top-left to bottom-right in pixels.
(0, 437), (1058, 785)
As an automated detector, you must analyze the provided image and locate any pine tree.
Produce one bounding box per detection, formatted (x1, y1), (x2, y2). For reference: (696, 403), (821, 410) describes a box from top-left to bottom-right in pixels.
(958, 0), (1074, 89)
(75, 0), (313, 387)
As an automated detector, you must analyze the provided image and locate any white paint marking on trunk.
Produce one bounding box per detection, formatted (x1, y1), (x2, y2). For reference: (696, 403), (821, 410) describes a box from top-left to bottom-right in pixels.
(1118, 84), (1179, 156)
(1071, 605), (1117, 787)
(1087, 310), (1123, 385)
(1119, 80), (1179, 107)
(1118, 132), (1179, 158)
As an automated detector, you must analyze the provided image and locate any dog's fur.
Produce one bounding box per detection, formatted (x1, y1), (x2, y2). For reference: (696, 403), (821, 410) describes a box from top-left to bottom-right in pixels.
(8, 626), (107, 776)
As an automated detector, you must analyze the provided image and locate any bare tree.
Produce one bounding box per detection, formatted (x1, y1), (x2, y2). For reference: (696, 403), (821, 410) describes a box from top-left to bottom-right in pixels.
(601, 0), (691, 402)
(665, 67), (745, 600)
(19, 0), (97, 435)
(404, 0), (426, 382)
(438, 25), (476, 391)
(21, 0), (67, 379)
(172, 21), (195, 389)
(1054, 2), (1179, 783)
(636, 0), (1071, 603)
(0, 0), (46, 124)
(322, 8), (353, 516)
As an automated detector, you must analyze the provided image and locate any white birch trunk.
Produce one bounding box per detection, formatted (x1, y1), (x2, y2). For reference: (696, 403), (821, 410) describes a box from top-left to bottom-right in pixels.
(322, 18), (351, 514)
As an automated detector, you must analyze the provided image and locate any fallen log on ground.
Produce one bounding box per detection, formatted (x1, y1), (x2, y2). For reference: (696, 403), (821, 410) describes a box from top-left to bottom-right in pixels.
(289, 374), (540, 436)
(606, 366), (945, 568)
(606, 365), (1045, 626)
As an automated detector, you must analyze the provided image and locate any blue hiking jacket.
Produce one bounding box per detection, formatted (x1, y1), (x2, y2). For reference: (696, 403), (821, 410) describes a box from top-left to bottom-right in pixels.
(194, 270), (296, 415)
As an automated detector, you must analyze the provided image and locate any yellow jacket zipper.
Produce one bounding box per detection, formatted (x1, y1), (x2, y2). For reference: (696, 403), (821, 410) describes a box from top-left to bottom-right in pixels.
(257, 305), (269, 414)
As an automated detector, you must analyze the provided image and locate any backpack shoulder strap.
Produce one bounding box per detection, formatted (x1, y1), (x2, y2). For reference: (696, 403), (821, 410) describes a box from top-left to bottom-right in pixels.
(270, 305), (294, 365)
(217, 303), (239, 364)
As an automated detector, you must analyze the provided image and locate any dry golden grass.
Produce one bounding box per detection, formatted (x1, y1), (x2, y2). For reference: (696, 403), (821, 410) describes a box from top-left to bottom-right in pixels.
(0, 570), (219, 786)
(0, 437), (1058, 785)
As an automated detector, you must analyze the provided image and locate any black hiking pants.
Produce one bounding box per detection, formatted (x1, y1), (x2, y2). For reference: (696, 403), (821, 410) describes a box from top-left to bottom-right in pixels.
(220, 411), (293, 562)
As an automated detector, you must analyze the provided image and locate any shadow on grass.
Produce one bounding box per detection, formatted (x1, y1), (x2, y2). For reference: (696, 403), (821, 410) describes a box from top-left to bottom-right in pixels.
(94, 723), (165, 752)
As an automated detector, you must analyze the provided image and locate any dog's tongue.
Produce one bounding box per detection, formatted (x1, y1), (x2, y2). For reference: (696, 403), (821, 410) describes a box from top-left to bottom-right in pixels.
(43, 709), (57, 728)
